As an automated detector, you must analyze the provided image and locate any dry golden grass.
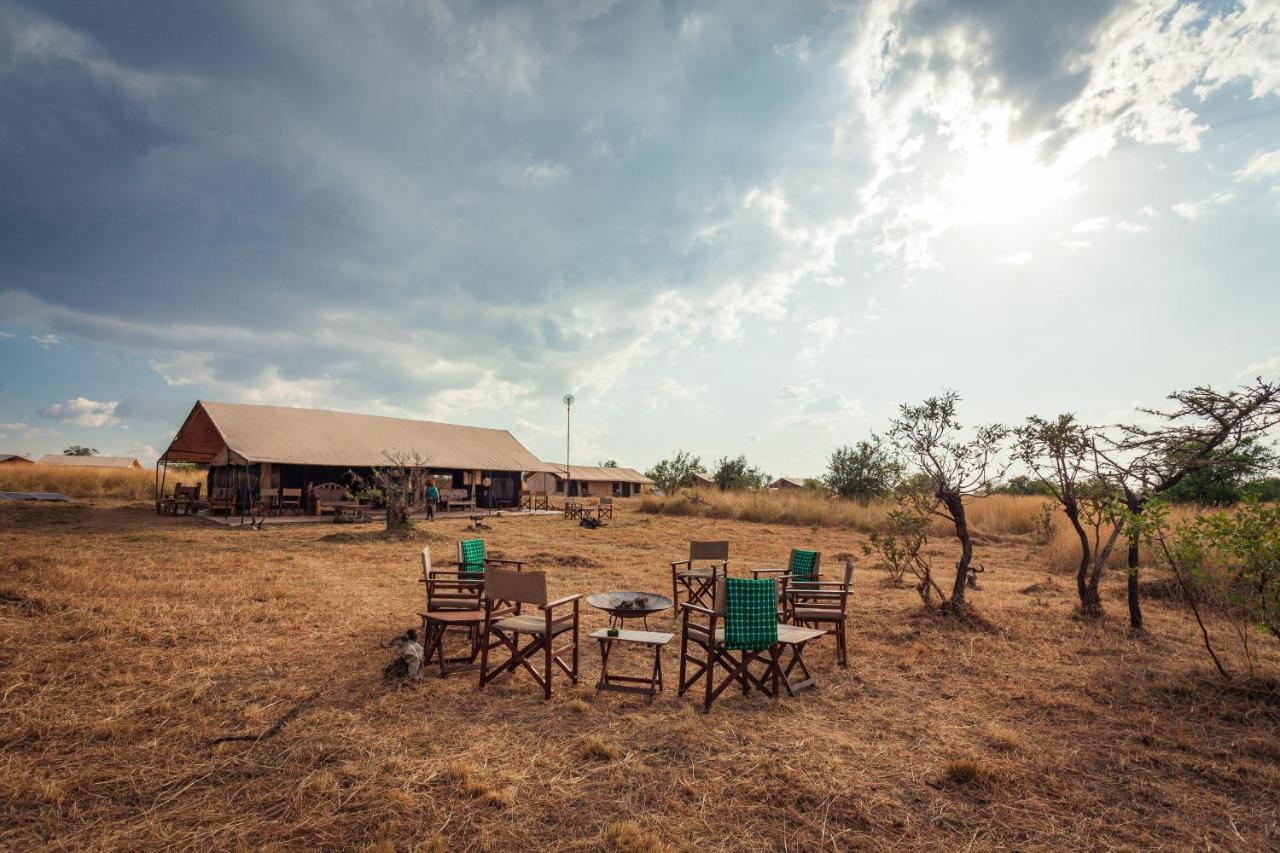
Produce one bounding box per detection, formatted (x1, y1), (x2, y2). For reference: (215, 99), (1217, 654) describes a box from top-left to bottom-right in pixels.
(642, 489), (1055, 538)
(0, 462), (159, 500)
(1, 500), (1278, 849)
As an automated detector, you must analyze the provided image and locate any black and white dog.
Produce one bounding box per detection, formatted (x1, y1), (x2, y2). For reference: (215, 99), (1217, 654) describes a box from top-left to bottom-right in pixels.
(384, 628), (424, 682)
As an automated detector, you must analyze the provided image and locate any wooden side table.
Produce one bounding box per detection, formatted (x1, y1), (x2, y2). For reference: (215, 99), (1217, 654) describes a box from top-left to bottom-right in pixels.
(590, 628), (673, 701)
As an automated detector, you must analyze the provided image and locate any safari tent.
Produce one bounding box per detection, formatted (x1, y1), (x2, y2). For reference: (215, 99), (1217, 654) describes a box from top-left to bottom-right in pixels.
(523, 463), (654, 498)
(159, 401), (550, 512)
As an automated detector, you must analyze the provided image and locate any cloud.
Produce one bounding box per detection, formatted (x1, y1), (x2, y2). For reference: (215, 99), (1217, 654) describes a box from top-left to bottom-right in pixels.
(836, 0), (1280, 273)
(30, 333), (59, 347)
(800, 317), (841, 360)
(1238, 149), (1280, 181)
(1116, 221), (1151, 233)
(1171, 192), (1234, 220)
(37, 397), (120, 427)
(773, 379), (862, 430)
(0, 421), (28, 431)
(0, 330), (13, 338)
(1072, 217), (1109, 234)
(996, 251), (1032, 266)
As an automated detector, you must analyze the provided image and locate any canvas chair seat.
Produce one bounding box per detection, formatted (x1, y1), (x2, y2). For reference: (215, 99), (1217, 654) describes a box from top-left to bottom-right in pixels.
(675, 567), (716, 579)
(791, 606), (843, 621)
(683, 623), (726, 643)
(423, 608), (486, 624)
(492, 614), (575, 636)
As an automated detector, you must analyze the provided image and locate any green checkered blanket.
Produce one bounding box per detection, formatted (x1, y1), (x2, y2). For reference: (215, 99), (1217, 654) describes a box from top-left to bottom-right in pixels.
(723, 577), (778, 651)
(459, 538), (485, 573)
(790, 549), (819, 584)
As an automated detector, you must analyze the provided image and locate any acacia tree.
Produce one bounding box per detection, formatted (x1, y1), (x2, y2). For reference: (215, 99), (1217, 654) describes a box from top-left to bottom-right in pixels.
(1013, 414), (1109, 615)
(645, 451), (704, 494)
(824, 435), (899, 504)
(889, 391), (1007, 611)
(349, 449), (433, 532)
(712, 455), (769, 491)
(1100, 379), (1280, 632)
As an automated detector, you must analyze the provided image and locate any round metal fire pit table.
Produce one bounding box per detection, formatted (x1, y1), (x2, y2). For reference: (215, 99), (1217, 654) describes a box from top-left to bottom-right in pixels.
(586, 590), (673, 629)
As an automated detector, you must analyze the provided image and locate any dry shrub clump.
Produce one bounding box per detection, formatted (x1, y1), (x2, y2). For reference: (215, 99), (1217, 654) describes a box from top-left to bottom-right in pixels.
(2, 499), (1279, 850)
(0, 462), (161, 500)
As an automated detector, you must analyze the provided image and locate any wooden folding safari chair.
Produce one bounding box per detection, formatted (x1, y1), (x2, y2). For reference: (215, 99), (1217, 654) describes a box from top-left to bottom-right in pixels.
(677, 576), (781, 712)
(752, 548), (822, 619)
(478, 568), (581, 700)
(670, 540), (730, 610)
(785, 559), (854, 667)
(418, 545), (487, 677)
(456, 538), (526, 574)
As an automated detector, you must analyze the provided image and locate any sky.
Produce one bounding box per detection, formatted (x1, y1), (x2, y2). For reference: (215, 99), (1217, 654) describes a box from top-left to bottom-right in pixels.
(1, 0), (1278, 477)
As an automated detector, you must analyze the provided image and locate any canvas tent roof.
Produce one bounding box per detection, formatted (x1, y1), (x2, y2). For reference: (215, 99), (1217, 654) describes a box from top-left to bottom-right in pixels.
(161, 401), (553, 472)
(0, 454), (34, 464)
(772, 477), (809, 488)
(534, 463), (653, 484)
(37, 455), (142, 469)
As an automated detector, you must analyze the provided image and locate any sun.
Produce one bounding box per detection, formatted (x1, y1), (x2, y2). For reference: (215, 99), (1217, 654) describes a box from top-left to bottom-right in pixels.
(948, 136), (1079, 225)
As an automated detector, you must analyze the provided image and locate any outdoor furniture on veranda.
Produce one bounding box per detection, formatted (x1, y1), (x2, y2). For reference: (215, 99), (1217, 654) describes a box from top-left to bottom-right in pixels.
(785, 559), (854, 668)
(418, 545), (486, 677)
(332, 501), (371, 523)
(457, 538), (525, 573)
(592, 628), (673, 701)
(670, 540), (730, 610)
(478, 568), (581, 701)
(597, 497), (614, 521)
(158, 483), (201, 516)
(563, 499), (585, 520)
(522, 491), (549, 511)
(443, 488), (475, 512)
(253, 487), (280, 516)
(752, 548), (822, 618)
(278, 487), (303, 515)
(208, 486), (235, 516)
(677, 576), (780, 712)
(310, 483), (346, 516)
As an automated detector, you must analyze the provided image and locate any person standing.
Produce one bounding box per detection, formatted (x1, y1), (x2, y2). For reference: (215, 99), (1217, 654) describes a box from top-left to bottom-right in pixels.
(425, 479), (439, 520)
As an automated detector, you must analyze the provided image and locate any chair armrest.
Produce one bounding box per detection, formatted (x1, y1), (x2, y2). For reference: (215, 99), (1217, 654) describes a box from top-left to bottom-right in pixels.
(785, 589), (845, 599)
(485, 558), (525, 568)
(751, 567), (788, 577)
(541, 594), (582, 610)
(670, 559), (692, 570)
(679, 602), (716, 617)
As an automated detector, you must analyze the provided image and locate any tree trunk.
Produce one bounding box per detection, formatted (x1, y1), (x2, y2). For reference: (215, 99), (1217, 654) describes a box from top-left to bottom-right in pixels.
(1065, 501), (1100, 616)
(386, 501), (413, 532)
(1124, 489), (1144, 633)
(941, 491), (973, 609)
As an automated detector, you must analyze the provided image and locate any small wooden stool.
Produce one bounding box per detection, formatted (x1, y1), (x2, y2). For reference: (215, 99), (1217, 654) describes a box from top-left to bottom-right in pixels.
(591, 628), (673, 701)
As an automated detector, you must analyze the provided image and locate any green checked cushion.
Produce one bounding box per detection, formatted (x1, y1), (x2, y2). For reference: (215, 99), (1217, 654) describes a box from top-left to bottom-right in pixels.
(459, 538), (486, 573)
(723, 577), (778, 651)
(789, 549), (819, 583)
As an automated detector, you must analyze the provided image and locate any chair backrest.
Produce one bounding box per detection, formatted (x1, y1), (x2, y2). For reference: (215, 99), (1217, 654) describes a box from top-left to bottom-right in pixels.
(485, 567), (547, 606)
(422, 545), (433, 578)
(458, 538), (486, 572)
(600, 497), (613, 506)
(311, 483), (343, 503)
(840, 558), (854, 588)
(723, 577), (777, 651)
(174, 484), (199, 500)
(260, 487), (279, 498)
(789, 549), (821, 583)
(690, 540), (730, 562)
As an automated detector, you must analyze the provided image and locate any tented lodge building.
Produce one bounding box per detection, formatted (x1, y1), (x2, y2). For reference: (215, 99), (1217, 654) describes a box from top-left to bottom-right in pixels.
(523, 464), (654, 498)
(160, 401), (551, 511)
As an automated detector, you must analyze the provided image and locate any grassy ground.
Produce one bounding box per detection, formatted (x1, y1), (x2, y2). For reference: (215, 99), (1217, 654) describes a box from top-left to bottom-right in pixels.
(1, 500), (1277, 850)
